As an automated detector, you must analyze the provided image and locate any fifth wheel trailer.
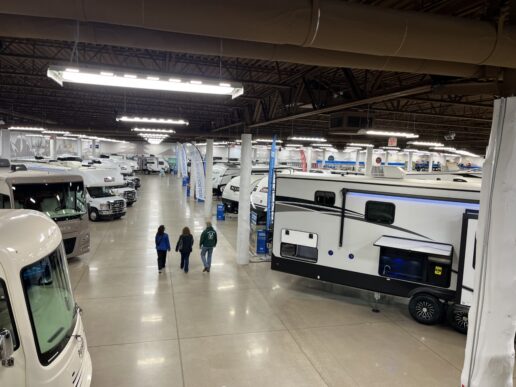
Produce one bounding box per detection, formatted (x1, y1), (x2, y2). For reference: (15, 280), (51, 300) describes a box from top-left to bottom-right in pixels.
(271, 173), (480, 332)
(0, 209), (92, 386)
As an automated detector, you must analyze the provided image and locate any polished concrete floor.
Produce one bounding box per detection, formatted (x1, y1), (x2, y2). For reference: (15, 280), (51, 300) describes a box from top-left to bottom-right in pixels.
(69, 174), (475, 387)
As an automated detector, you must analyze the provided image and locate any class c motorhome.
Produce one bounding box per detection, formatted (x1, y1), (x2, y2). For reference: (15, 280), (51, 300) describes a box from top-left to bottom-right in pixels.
(0, 209), (92, 387)
(271, 173), (480, 333)
(0, 160), (90, 258)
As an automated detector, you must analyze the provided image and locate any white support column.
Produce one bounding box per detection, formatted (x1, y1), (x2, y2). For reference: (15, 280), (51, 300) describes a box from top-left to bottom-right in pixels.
(365, 146), (373, 176)
(306, 147), (313, 172)
(355, 149), (360, 171)
(49, 135), (57, 159)
(0, 130), (11, 160)
(407, 152), (413, 172)
(204, 139), (214, 219)
(461, 97), (516, 387)
(236, 133), (252, 265)
(384, 150), (390, 166)
(427, 153), (434, 172)
(77, 138), (83, 158)
(190, 144), (197, 198)
(91, 139), (97, 157)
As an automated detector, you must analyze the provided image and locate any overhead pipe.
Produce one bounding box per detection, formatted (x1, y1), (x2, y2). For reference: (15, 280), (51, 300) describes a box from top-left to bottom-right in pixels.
(0, 1), (515, 68)
(0, 14), (495, 78)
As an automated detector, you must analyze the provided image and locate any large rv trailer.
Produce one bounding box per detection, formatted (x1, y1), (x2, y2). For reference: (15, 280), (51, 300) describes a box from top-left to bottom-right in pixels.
(0, 209), (92, 386)
(0, 160), (90, 258)
(271, 174), (480, 332)
(222, 174), (266, 213)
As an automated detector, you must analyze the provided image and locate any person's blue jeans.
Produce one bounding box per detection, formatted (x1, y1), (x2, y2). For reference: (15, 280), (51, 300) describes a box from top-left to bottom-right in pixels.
(180, 251), (190, 273)
(200, 247), (214, 269)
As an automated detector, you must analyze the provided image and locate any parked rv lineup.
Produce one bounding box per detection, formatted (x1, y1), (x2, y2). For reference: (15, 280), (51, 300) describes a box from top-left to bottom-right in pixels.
(0, 209), (92, 387)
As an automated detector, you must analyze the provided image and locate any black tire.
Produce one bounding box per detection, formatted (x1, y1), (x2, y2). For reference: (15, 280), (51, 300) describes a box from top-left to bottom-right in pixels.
(89, 208), (99, 222)
(409, 293), (444, 325)
(447, 304), (469, 334)
(127, 202), (134, 207)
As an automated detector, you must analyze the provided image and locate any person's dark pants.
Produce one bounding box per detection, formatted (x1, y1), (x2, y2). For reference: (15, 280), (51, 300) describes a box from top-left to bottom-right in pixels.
(157, 250), (167, 271)
(180, 251), (190, 272)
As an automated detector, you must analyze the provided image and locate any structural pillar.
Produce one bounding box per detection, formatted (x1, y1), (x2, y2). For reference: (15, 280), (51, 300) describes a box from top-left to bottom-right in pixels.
(0, 130), (11, 160)
(306, 147), (313, 172)
(91, 139), (97, 157)
(384, 150), (389, 166)
(428, 153), (434, 172)
(236, 133), (252, 265)
(49, 135), (57, 159)
(407, 151), (413, 172)
(355, 149), (360, 171)
(461, 97), (516, 386)
(77, 138), (83, 158)
(365, 146), (373, 176)
(204, 139), (214, 219)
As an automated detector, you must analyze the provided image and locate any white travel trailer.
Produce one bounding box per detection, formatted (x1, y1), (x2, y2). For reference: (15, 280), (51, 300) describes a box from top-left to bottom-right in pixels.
(0, 209), (92, 386)
(0, 160), (90, 258)
(222, 174), (266, 213)
(212, 163), (240, 194)
(271, 174), (480, 332)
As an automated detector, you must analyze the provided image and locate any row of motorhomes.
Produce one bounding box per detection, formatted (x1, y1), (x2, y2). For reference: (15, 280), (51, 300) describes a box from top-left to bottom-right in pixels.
(220, 164), (481, 334)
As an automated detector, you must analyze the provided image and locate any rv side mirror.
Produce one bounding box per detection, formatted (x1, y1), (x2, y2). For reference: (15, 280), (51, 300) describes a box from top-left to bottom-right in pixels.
(0, 329), (14, 367)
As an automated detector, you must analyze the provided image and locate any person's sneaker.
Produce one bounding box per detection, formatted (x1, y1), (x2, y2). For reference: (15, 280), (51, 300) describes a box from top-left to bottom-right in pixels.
(207, 268), (210, 273)
(159, 270), (162, 274)
(203, 267), (207, 272)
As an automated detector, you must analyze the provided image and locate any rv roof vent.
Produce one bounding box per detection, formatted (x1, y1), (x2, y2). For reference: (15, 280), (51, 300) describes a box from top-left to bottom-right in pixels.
(0, 159), (10, 168)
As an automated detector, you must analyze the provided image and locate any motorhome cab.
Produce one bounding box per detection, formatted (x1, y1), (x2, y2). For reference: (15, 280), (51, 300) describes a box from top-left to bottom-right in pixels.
(271, 173), (480, 333)
(222, 174), (265, 213)
(0, 209), (92, 387)
(0, 160), (90, 258)
(143, 157), (160, 174)
(74, 168), (128, 221)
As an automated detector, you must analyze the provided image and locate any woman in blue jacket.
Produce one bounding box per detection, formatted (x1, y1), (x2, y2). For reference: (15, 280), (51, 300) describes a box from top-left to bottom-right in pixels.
(155, 225), (171, 273)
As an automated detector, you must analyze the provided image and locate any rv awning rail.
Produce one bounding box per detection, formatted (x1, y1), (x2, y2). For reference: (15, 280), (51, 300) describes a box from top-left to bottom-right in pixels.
(374, 236), (453, 257)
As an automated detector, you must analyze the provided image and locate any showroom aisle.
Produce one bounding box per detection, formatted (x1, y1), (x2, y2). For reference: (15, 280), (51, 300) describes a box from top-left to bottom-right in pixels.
(68, 175), (475, 387)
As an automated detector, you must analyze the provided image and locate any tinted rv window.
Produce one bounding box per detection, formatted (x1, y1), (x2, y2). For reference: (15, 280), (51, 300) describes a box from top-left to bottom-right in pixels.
(314, 191), (335, 207)
(0, 194), (11, 209)
(365, 201), (395, 224)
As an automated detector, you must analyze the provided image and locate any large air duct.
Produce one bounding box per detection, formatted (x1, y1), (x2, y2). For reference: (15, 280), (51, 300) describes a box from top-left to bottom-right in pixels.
(0, 15), (494, 78)
(0, 0), (515, 68)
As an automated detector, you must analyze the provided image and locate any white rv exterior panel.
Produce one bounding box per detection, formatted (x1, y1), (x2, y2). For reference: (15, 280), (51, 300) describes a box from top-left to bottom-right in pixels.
(374, 236), (453, 257)
(281, 229), (318, 248)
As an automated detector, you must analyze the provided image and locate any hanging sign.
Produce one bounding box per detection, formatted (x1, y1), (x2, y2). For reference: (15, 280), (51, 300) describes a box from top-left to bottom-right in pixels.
(300, 149), (307, 172)
(388, 137), (398, 147)
(190, 145), (205, 201)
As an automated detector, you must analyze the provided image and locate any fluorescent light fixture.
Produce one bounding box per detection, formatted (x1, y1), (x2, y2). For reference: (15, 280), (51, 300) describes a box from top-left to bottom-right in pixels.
(344, 146), (362, 151)
(382, 146), (401, 150)
(8, 126), (45, 132)
(25, 134), (44, 137)
(312, 143), (333, 147)
(47, 65), (244, 99)
(138, 133), (169, 139)
(360, 129), (419, 138)
(431, 146), (457, 152)
(132, 128), (176, 134)
(347, 143), (374, 147)
(285, 143), (303, 147)
(147, 138), (164, 145)
(58, 137), (77, 140)
(255, 138), (283, 143)
(43, 130), (70, 135)
(455, 150), (480, 157)
(288, 136), (327, 142)
(117, 116), (189, 125)
(403, 148), (421, 152)
(407, 141), (444, 147)
(213, 141), (229, 145)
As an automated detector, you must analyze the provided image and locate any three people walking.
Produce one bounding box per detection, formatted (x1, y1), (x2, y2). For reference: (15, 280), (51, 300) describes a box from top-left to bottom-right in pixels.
(176, 227), (194, 273)
(200, 221), (217, 272)
(155, 225), (171, 274)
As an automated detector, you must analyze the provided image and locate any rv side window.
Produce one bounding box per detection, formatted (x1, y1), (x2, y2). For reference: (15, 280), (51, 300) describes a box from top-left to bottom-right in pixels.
(0, 194), (11, 209)
(365, 201), (395, 224)
(0, 278), (19, 350)
(314, 191), (335, 207)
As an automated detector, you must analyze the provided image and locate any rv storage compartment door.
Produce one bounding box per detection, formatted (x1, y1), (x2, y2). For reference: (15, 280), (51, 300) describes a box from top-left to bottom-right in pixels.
(280, 229), (318, 263)
(375, 236), (453, 288)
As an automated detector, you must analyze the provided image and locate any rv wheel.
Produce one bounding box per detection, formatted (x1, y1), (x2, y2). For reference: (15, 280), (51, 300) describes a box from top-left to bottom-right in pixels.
(447, 305), (468, 334)
(89, 209), (99, 222)
(409, 294), (444, 325)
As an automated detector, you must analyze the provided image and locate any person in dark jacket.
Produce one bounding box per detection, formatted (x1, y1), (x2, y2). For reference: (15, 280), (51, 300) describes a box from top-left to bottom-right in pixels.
(155, 225), (171, 274)
(199, 221), (217, 272)
(176, 226), (194, 273)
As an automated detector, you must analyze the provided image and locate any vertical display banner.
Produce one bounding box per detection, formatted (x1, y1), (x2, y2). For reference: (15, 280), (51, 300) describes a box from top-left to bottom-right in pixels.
(266, 136), (277, 232)
(180, 143), (188, 177)
(300, 149), (307, 172)
(190, 145), (206, 201)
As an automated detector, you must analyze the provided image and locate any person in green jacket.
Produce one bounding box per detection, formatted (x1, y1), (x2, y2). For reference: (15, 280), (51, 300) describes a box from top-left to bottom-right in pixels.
(200, 221), (217, 272)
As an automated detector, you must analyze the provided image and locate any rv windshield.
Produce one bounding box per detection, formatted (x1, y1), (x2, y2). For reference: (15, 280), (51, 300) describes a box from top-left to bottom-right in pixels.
(12, 182), (86, 220)
(87, 186), (115, 198)
(21, 247), (77, 365)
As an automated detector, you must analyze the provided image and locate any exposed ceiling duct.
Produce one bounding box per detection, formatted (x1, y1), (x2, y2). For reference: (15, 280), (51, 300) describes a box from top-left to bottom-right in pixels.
(0, 1), (514, 68)
(0, 16), (501, 79)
